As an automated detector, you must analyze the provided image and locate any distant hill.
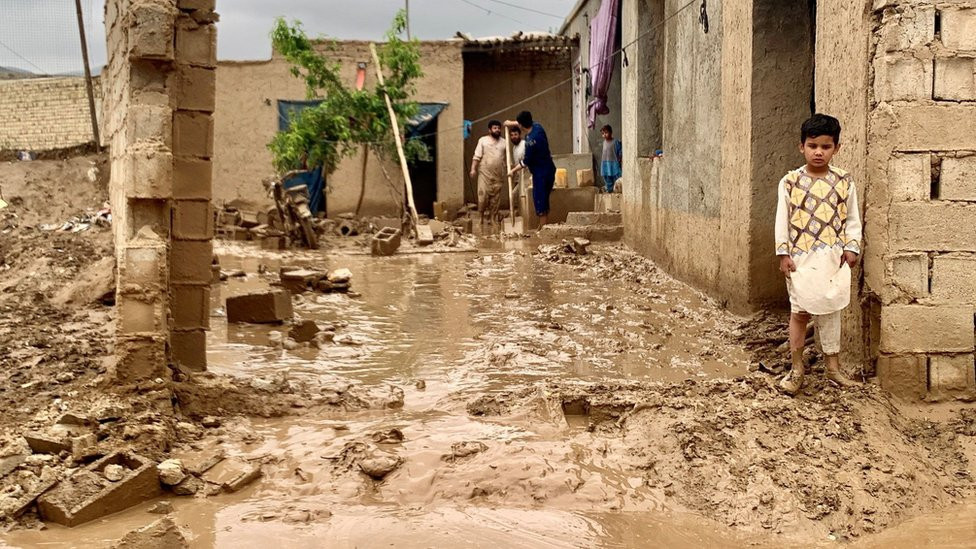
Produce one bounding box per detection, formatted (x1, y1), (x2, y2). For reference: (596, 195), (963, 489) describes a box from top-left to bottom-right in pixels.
(0, 65), (103, 80)
(0, 66), (36, 80)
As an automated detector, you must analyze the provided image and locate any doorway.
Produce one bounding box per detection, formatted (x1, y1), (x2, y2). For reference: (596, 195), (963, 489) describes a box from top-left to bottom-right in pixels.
(408, 116), (438, 218)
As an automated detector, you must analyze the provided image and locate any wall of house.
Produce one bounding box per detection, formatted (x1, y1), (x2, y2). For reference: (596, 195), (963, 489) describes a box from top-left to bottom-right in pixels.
(851, 0), (976, 399)
(462, 49), (574, 204)
(623, 0), (763, 311)
(213, 40), (464, 217)
(0, 76), (102, 151)
(561, 0), (623, 185)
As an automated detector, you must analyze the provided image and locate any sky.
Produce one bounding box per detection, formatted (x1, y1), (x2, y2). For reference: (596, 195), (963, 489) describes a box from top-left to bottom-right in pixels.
(0, 0), (578, 75)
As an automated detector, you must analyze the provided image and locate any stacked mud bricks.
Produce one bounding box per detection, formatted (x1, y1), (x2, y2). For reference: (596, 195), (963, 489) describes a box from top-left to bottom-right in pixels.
(103, 0), (217, 381)
(870, 2), (976, 399)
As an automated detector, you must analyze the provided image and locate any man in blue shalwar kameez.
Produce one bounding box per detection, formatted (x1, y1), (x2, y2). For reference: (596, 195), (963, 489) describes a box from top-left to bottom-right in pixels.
(505, 111), (556, 228)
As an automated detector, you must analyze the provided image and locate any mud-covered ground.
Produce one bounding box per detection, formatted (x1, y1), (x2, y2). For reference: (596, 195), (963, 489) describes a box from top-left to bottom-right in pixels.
(3, 156), (976, 548)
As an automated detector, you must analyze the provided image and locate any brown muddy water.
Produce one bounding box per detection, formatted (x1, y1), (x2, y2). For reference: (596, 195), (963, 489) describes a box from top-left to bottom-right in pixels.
(3, 241), (974, 548)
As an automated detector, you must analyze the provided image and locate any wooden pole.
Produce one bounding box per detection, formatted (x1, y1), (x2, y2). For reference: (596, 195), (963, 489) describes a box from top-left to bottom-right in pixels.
(74, 0), (100, 148)
(405, 0), (411, 40)
(505, 133), (514, 227)
(369, 43), (419, 236)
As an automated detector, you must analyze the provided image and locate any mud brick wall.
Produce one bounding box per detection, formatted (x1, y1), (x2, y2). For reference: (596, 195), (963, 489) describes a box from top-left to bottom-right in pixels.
(866, 1), (976, 399)
(0, 76), (103, 151)
(103, 0), (216, 381)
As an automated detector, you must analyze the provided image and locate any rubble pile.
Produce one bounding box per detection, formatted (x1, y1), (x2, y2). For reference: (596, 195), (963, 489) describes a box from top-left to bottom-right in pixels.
(277, 266), (355, 295)
(465, 377), (976, 539)
(535, 243), (687, 290)
(213, 205), (479, 251)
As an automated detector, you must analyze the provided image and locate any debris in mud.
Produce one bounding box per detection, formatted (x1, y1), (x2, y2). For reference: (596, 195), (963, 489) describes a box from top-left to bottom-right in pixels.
(23, 432), (70, 455)
(371, 226), (402, 256)
(415, 224), (434, 246)
(276, 267), (355, 295)
(148, 500), (173, 514)
(240, 502), (332, 524)
(562, 237), (590, 255)
(226, 290), (294, 324)
(111, 516), (188, 549)
(463, 377), (976, 539)
(442, 441), (488, 462)
(359, 452), (403, 480)
(157, 459), (186, 486)
(37, 452), (161, 527)
(289, 319), (320, 343)
(200, 458), (261, 493)
(371, 429), (404, 444)
(104, 464), (125, 482)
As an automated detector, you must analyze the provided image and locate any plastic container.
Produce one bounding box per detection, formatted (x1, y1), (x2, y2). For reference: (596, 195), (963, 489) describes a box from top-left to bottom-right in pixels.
(554, 168), (568, 188)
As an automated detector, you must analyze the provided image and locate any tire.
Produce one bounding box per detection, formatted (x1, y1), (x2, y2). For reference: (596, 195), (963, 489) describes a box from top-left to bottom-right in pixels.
(299, 216), (318, 249)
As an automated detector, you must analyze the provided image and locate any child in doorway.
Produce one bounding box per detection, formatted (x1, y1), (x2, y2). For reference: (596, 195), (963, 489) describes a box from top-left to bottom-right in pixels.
(774, 114), (862, 396)
(600, 124), (622, 193)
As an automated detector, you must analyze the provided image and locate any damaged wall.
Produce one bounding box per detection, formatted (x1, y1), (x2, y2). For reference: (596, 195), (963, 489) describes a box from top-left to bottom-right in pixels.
(622, 0), (763, 311)
(103, 0), (217, 381)
(0, 77), (103, 151)
(212, 41), (464, 217)
(857, 1), (976, 399)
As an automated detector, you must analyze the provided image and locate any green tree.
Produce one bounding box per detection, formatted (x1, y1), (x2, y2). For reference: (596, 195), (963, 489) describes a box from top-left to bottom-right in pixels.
(268, 10), (427, 213)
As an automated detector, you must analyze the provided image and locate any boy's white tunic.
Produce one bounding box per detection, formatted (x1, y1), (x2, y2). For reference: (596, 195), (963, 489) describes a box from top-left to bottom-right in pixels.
(774, 165), (862, 315)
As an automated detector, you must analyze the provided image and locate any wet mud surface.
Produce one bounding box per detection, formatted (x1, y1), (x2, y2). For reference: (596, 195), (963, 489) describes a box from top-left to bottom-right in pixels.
(4, 216), (976, 546)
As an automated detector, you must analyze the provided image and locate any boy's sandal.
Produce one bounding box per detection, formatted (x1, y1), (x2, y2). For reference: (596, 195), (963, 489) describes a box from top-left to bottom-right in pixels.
(778, 372), (804, 396)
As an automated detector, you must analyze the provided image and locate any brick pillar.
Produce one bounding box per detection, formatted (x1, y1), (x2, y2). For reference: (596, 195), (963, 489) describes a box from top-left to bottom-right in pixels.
(169, 0), (217, 371)
(103, 0), (216, 382)
(868, 2), (976, 400)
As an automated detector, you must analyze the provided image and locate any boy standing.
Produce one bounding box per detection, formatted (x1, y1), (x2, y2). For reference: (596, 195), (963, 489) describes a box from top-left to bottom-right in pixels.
(774, 114), (862, 396)
(600, 125), (622, 193)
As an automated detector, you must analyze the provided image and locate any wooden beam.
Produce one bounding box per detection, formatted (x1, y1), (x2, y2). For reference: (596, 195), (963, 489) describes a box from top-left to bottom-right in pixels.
(369, 43), (420, 236)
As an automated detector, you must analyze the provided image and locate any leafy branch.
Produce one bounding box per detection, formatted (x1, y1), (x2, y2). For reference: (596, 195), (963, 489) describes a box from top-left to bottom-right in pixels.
(268, 10), (428, 183)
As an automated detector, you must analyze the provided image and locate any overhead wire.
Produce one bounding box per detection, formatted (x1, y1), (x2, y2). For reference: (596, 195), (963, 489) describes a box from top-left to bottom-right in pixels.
(424, 0), (700, 139)
(458, 0), (532, 27)
(0, 38), (48, 75)
(480, 0), (566, 19)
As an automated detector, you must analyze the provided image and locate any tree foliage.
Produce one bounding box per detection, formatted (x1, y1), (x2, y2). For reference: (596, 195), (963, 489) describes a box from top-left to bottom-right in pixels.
(268, 11), (428, 175)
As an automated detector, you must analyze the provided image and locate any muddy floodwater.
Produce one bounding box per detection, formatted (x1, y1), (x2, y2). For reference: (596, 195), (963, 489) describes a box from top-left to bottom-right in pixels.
(4, 240), (976, 548)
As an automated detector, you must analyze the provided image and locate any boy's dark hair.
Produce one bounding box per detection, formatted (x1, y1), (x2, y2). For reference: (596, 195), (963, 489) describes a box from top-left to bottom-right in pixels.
(488, 119), (501, 129)
(601, 124), (613, 133)
(509, 125), (521, 133)
(800, 114), (841, 144)
(516, 111), (533, 128)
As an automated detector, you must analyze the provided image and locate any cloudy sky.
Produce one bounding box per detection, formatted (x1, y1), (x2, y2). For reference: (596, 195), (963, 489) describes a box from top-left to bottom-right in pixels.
(1, 0), (577, 75)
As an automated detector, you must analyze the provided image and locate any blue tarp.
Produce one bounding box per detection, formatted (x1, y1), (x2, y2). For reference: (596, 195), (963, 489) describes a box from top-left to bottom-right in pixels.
(406, 102), (447, 138)
(277, 100), (322, 131)
(282, 166), (325, 215)
(274, 100), (447, 215)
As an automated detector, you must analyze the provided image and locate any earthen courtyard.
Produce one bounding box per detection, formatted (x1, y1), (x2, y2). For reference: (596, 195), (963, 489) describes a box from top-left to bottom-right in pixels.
(3, 0), (976, 547)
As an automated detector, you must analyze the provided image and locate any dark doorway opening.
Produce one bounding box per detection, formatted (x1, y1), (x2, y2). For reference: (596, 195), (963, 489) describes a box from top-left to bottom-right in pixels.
(749, 0), (817, 309)
(408, 116), (438, 218)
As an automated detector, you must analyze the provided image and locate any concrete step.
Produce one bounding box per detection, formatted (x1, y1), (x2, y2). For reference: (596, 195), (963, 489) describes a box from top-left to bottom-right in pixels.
(595, 193), (621, 213)
(565, 211), (622, 226)
(537, 223), (623, 242)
